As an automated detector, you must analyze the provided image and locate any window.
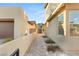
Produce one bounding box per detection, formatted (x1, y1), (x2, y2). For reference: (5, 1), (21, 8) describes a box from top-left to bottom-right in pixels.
(69, 10), (79, 36)
(58, 14), (64, 35)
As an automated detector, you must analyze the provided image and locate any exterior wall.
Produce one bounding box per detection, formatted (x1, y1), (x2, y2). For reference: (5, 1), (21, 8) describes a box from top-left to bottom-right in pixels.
(46, 15), (66, 46)
(46, 17), (58, 41)
(66, 3), (79, 10)
(45, 4), (66, 41)
(36, 24), (44, 33)
(45, 3), (79, 54)
(28, 23), (36, 33)
(0, 33), (37, 56)
(0, 7), (29, 39)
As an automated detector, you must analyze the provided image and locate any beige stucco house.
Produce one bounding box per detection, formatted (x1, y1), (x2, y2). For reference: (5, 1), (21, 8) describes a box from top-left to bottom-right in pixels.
(37, 23), (44, 33)
(0, 7), (29, 39)
(45, 3), (79, 54)
(28, 21), (36, 33)
(0, 7), (38, 56)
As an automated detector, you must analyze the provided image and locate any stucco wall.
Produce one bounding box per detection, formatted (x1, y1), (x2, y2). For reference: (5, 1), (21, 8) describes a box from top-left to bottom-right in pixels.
(45, 14), (79, 54)
(45, 4), (79, 54)
(46, 17), (58, 39)
(46, 19), (79, 54)
(0, 7), (28, 39)
(0, 33), (37, 56)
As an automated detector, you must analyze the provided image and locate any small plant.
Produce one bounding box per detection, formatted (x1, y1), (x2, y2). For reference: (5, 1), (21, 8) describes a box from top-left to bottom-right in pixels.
(42, 35), (48, 38)
(45, 38), (55, 44)
(47, 45), (63, 52)
(47, 44), (56, 52)
(3, 37), (13, 43)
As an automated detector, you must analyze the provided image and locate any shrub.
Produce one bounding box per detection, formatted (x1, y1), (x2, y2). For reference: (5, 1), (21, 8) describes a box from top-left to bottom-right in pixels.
(42, 35), (48, 38)
(45, 39), (55, 44)
(47, 44), (56, 52)
(47, 45), (63, 52)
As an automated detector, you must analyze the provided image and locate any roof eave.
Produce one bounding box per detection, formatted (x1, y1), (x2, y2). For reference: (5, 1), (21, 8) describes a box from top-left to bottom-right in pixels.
(44, 3), (48, 9)
(47, 3), (65, 22)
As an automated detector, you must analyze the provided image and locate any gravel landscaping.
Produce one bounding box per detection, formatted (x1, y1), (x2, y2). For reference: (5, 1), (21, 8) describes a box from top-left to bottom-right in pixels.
(25, 34), (68, 56)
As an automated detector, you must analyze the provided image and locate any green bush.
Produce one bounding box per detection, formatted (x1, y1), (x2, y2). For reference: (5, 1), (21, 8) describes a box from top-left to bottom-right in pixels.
(45, 39), (55, 44)
(3, 37), (13, 43)
(47, 45), (62, 52)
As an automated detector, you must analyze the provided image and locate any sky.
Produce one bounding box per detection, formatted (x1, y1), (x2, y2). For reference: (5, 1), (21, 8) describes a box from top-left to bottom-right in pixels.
(0, 3), (45, 24)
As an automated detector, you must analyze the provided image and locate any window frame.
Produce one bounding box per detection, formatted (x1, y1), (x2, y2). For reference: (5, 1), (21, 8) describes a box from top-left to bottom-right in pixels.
(68, 10), (79, 36)
(58, 13), (64, 35)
